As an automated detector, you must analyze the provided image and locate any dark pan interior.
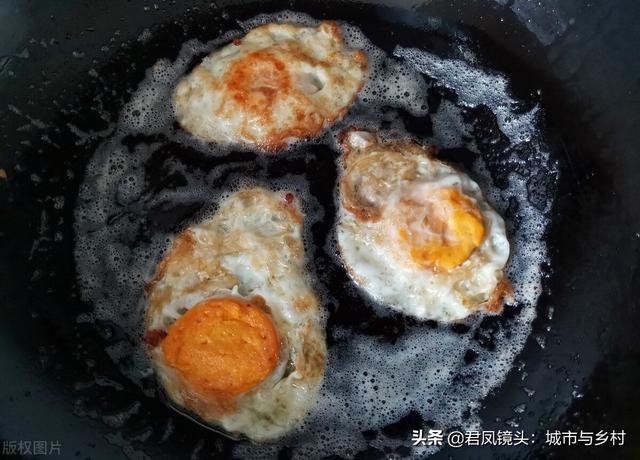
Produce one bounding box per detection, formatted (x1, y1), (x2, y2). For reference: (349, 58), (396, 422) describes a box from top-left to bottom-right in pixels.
(1, 1), (639, 459)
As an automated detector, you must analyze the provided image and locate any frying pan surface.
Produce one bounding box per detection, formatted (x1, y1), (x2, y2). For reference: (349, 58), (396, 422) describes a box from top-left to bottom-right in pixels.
(1, 1), (639, 459)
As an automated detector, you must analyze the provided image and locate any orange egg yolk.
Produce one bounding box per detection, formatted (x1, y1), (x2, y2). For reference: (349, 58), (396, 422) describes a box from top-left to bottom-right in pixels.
(396, 188), (485, 271)
(161, 297), (280, 398)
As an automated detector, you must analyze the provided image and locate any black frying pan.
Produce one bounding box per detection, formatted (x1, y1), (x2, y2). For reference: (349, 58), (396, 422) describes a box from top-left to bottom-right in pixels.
(1, 1), (639, 459)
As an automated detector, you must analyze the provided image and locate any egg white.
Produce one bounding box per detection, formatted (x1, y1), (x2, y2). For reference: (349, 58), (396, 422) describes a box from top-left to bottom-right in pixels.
(173, 21), (368, 150)
(145, 188), (325, 441)
(337, 130), (511, 321)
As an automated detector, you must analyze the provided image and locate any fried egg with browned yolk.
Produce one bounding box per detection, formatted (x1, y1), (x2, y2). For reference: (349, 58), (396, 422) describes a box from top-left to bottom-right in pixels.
(173, 21), (368, 151)
(144, 188), (325, 441)
(337, 129), (512, 321)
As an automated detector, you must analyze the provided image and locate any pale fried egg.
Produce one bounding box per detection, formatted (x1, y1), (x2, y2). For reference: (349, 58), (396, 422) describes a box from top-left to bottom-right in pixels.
(173, 21), (368, 151)
(144, 188), (326, 441)
(337, 129), (512, 321)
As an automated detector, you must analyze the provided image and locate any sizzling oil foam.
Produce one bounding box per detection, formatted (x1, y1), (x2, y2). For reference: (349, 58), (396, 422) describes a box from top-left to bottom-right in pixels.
(74, 10), (557, 458)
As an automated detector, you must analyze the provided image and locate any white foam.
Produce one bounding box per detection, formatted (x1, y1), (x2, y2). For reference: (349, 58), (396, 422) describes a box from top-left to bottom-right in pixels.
(73, 10), (556, 459)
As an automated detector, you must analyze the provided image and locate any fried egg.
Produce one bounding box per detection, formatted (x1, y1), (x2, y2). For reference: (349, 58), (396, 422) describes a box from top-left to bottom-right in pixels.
(144, 188), (326, 441)
(337, 129), (512, 321)
(173, 21), (368, 151)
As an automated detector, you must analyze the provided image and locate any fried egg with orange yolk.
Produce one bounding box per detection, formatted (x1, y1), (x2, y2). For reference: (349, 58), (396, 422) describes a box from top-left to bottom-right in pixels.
(173, 21), (368, 151)
(144, 188), (326, 441)
(337, 129), (512, 321)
